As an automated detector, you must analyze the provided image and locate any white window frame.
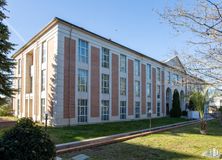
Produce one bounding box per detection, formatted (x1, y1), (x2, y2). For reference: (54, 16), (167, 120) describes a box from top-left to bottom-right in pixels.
(78, 99), (88, 123)
(42, 41), (47, 64)
(101, 100), (109, 121)
(135, 101), (140, 118)
(134, 59), (140, 76)
(40, 98), (46, 121)
(157, 67), (161, 81)
(157, 85), (160, 99)
(146, 83), (151, 97)
(101, 74), (109, 94)
(78, 69), (88, 92)
(102, 47), (109, 68)
(120, 101), (127, 119)
(157, 102), (161, 116)
(120, 77), (126, 96)
(78, 39), (89, 64)
(41, 70), (46, 92)
(135, 80), (140, 97)
(147, 64), (151, 80)
(147, 101), (152, 117)
(120, 54), (126, 73)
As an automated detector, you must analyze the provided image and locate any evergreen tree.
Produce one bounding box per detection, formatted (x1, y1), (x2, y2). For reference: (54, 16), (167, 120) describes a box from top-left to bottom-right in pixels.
(0, 0), (15, 104)
(170, 90), (181, 117)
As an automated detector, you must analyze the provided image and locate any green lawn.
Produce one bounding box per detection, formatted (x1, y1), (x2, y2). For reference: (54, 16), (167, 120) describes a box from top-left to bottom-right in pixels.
(0, 117), (187, 144)
(61, 120), (222, 160)
(47, 117), (187, 144)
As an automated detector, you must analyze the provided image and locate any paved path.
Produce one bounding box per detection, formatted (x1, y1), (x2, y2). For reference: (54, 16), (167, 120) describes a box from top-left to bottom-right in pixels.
(56, 119), (214, 155)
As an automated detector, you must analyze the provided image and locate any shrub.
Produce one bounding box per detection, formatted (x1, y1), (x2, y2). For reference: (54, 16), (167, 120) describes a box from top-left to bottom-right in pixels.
(181, 110), (188, 116)
(170, 90), (181, 117)
(188, 99), (195, 111)
(0, 118), (55, 160)
(189, 92), (205, 118)
(0, 104), (13, 116)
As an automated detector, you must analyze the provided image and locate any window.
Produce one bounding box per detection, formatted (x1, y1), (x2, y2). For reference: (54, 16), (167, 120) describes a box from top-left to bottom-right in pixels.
(147, 102), (152, 117)
(157, 102), (160, 116)
(135, 102), (140, 118)
(17, 99), (20, 116)
(78, 39), (88, 64)
(177, 75), (180, 84)
(120, 54), (126, 73)
(157, 85), (160, 99)
(120, 77), (126, 95)
(18, 59), (21, 74)
(135, 81), (140, 97)
(147, 64), (151, 80)
(78, 99), (88, 122)
(168, 72), (171, 84)
(102, 74), (109, 94)
(173, 74), (179, 84)
(101, 100), (109, 121)
(42, 41), (47, 63)
(41, 98), (45, 121)
(17, 78), (21, 93)
(102, 47), (109, 68)
(41, 70), (46, 91)
(146, 83), (151, 97)
(120, 101), (127, 119)
(134, 60), (140, 76)
(30, 77), (33, 93)
(78, 69), (88, 92)
(157, 67), (161, 81)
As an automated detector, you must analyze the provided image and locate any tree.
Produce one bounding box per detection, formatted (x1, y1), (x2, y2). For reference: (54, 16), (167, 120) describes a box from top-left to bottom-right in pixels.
(0, 0), (16, 104)
(189, 91), (207, 134)
(190, 92), (205, 118)
(0, 118), (55, 160)
(170, 90), (181, 117)
(159, 0), (222, 89)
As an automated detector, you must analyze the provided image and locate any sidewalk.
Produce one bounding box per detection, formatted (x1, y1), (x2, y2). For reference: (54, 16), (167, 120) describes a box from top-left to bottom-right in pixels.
(56, 119), (213, 155)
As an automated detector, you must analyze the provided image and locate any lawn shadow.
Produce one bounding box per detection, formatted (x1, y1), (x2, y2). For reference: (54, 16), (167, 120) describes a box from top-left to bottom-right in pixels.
(61, 142), (202, 160)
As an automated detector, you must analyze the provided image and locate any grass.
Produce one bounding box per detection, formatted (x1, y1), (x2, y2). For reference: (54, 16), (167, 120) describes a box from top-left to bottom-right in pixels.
(0, 117), (187, 144)
(0, 116), (17, 121)
(47, 117), (187, 144)
(61, 120), (222, 160)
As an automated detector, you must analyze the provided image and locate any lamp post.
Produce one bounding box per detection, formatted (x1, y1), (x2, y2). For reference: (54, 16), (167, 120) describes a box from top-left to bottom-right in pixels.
(148, 110), (152, 131)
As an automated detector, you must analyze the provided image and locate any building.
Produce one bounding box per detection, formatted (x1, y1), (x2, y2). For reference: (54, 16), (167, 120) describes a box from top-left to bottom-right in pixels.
(12, 17), (205, 126)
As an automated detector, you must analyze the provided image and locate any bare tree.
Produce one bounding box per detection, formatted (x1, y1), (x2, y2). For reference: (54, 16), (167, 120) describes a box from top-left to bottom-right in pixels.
(159, 0), (222, 89)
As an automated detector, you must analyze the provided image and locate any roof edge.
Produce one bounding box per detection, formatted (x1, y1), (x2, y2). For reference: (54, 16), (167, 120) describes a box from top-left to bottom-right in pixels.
(11, 17), (59, 58)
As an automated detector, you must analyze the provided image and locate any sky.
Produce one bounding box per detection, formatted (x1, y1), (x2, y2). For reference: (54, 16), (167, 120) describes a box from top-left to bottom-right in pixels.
(6, 0), (194, 61)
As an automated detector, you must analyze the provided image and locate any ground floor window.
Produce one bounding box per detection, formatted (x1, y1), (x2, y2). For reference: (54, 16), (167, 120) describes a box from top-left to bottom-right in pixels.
(41, 98), (45, 121)
(17, 99), (20, 116)
(135, 102), (140, 118)
(101, 100), (109, 121)
(120, 101), (127, 119)
(78, 99), (88, 123)
(157, 102), (160, 117)
(147, 102), (152, 117)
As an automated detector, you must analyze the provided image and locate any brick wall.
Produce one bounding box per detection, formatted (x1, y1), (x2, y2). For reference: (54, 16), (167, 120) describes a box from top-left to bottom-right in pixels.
(91, 46), (100, 117)
(63, 37), (76, 118)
